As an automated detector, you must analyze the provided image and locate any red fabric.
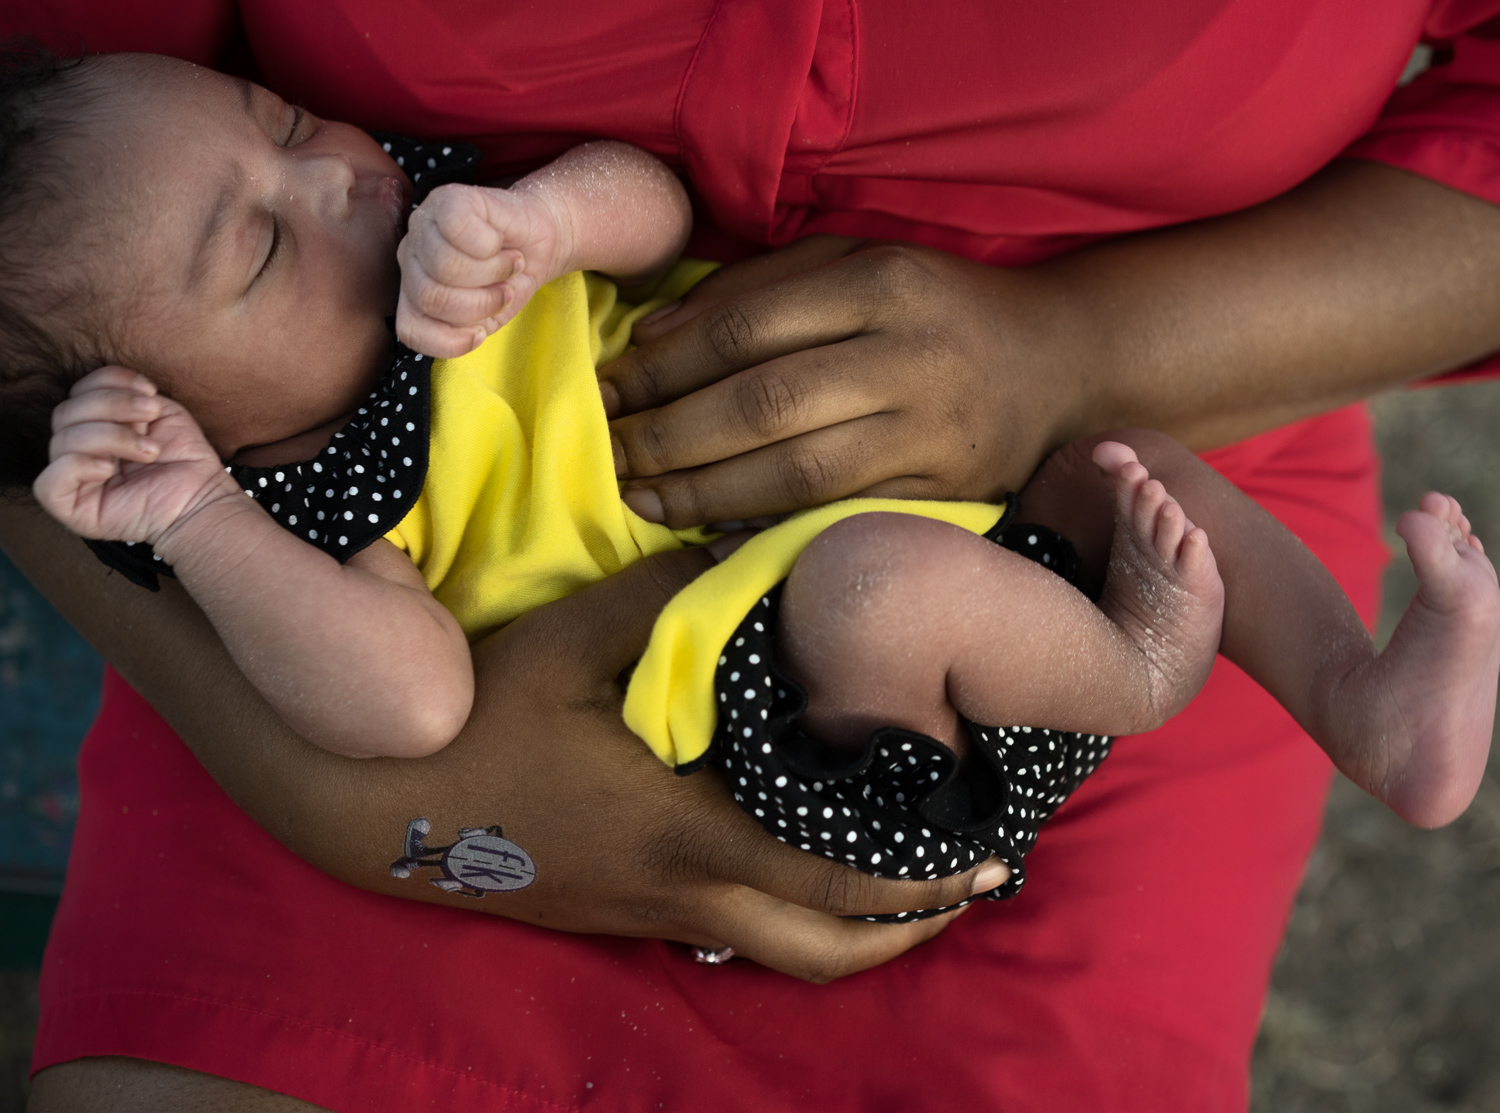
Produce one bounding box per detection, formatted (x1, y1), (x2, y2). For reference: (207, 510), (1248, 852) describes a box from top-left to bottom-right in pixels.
(7, 0), (1493, 1108)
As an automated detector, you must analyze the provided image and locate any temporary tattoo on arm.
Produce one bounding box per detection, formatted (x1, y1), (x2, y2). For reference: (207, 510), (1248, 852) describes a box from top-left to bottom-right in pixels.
(389, 817), (536, 896)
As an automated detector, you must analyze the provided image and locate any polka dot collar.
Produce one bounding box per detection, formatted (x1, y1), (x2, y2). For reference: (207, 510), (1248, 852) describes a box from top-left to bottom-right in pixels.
(228, 349), (431, 562)
(85, 347), (434, 589)
(82, 134), (481, 591)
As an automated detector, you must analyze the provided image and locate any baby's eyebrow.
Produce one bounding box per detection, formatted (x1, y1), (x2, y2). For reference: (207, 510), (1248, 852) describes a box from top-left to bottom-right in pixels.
(188, 81), (261, 290)
(190, 179), (239, 290)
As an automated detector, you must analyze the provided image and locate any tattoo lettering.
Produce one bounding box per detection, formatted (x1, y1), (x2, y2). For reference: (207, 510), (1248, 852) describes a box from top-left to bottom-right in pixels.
(389, 817), (536, 896)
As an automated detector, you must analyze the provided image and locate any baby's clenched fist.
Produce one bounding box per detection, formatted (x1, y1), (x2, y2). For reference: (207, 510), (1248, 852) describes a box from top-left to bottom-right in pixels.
(395, 182), (571, 359)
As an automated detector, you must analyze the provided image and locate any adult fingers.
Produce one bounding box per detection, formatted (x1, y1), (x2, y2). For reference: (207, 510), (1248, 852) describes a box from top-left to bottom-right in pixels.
(618, 411), (949, 527)
(600, 251), (890, 417)
(693, 884), (968, 982)
(693, 798), (1009, 917)
(630, 235), (867, 343)
(609, 334), (897, 479)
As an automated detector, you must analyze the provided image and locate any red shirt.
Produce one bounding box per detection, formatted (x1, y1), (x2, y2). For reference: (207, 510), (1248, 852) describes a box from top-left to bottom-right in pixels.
(11, 1), (1497, 1109)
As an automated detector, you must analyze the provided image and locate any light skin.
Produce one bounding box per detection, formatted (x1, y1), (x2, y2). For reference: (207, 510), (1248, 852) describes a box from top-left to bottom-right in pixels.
(11, 39), (1500, 1113)
(33, 58), (1500, 831)
(34, 55), (694, 757)
(784, 432), (1500, 829)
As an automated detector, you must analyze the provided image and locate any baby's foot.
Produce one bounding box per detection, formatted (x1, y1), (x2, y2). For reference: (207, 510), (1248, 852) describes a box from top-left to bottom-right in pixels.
(1331, 493), (1500, 827)
(1091, 442), (1226, 728)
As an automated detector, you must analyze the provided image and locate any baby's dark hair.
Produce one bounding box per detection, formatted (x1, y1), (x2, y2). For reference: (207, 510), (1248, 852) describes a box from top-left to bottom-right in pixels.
(0, 41), (109, 491)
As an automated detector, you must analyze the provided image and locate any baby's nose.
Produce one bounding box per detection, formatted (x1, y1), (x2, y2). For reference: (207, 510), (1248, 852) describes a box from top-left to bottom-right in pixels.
(298, 152), (357, 211)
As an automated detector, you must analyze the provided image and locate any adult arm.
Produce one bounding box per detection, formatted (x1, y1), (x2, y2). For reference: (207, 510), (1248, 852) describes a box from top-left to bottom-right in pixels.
(601, 160), (1500, 525)
(0, 498), (998, 982)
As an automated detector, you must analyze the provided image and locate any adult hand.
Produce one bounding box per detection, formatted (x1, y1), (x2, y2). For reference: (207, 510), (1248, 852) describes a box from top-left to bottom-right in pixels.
(378, 547), (1003, 981)
(0, 504), (1003, 984)
(601, 165), (1500, 532)
(600, 236), (1094, 528)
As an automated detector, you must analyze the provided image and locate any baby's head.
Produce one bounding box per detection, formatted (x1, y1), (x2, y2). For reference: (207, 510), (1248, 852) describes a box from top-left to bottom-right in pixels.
(0, 48), (411, 485)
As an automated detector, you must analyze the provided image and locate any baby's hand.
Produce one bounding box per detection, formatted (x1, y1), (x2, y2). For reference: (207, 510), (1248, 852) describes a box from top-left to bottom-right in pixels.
(33, 366), (240, 546)
(396, 182), (570, 359)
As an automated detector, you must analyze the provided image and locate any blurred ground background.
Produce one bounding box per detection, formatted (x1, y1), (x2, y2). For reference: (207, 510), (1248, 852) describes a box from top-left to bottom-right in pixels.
(1251, 379), (1500, 1112)
(0, 380), (1496, 1111)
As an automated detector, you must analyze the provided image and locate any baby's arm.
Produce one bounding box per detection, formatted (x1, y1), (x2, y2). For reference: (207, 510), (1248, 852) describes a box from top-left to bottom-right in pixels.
(34, 368), (473, 759)
(396, 141), (692, 358)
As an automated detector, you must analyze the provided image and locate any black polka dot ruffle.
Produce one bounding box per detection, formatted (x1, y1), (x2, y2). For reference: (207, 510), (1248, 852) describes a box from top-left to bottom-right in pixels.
(86, 349), (434, 588)
(691, 520), (1113, 923)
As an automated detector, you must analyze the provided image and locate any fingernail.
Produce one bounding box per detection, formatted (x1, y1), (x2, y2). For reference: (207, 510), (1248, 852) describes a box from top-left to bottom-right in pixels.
(512, 252), (525, 275)
(637, 300), (681, 328)
(623, 487), (664, 523)
(610, 432), (626, 476)
(599, 380), (621, 419)
(139, 437), (159, 456)
(971, 859), (1011, 894)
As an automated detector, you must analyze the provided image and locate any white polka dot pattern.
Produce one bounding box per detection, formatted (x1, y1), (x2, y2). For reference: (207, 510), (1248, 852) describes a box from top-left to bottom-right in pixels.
(85, 134), (484, 590)
(88, 349), (434, 584)
(692, 521), (1112, 923)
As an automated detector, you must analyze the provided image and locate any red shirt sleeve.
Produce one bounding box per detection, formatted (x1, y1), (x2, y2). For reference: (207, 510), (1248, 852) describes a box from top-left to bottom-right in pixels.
(1344, 0), (1500, 381)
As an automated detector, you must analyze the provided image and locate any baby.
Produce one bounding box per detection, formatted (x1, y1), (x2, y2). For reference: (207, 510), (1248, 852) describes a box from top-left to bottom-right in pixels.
(7, 51), (1500, 915)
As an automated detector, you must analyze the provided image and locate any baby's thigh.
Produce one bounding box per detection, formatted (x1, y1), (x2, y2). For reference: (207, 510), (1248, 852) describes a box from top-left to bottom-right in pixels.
(781, 511), (1112, 694)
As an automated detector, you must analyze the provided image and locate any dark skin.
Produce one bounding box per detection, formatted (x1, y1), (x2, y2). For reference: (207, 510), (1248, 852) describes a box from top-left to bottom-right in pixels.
(605, 162), (1500, 524)
(16, 159), (1500, 1111)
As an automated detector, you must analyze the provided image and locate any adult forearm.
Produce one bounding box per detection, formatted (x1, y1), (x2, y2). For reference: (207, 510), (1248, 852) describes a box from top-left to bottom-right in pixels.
(0, 501), (988, 978)
(0, 500), (369, 856)
(1054, 159), (1500, 449)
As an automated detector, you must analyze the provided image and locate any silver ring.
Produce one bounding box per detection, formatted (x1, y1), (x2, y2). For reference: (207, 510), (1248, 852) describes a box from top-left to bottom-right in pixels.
(692, 945), (736, 965)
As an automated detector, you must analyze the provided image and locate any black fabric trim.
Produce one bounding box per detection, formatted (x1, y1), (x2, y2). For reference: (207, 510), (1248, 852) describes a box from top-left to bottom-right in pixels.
(87, 349), (434, 587)
(368, 133), (483, 205)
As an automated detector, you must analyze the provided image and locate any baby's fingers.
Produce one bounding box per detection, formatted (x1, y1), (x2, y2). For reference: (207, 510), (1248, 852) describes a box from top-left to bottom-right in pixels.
(396, 292), (511, 359)
(401, 208), (525, 290)
(397, 250), (516, 331)
(408, 184), (511, 260)
(67, 365), (158, 400)
(48, 419), (161, 468)
(52, 384), (164, 436)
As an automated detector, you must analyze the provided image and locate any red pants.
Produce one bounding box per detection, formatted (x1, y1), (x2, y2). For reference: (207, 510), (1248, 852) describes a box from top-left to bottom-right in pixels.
(34, 406), (1384, 1112)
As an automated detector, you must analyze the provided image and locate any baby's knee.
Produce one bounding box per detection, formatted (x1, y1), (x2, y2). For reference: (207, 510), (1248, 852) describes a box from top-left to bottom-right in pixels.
(785, 512), (992, 633)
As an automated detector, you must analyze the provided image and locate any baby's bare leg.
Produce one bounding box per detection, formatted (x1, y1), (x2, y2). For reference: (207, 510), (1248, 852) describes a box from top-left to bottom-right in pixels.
(1070, 430), (1499, 828)
(778, 503), (1225, 757)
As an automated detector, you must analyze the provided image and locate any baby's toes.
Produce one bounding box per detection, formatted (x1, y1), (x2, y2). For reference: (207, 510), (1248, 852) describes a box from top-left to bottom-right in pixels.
(1177, 526), (1220, 587)
(1398, 508), (1466, 595)
(1132, 477), (1170, 546)
(1091, 440), (1141, 477)
(1152, 498), (1187, 562)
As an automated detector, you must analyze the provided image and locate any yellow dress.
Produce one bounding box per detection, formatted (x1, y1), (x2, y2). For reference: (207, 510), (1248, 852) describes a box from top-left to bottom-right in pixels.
(384, 262), (1007, 769)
